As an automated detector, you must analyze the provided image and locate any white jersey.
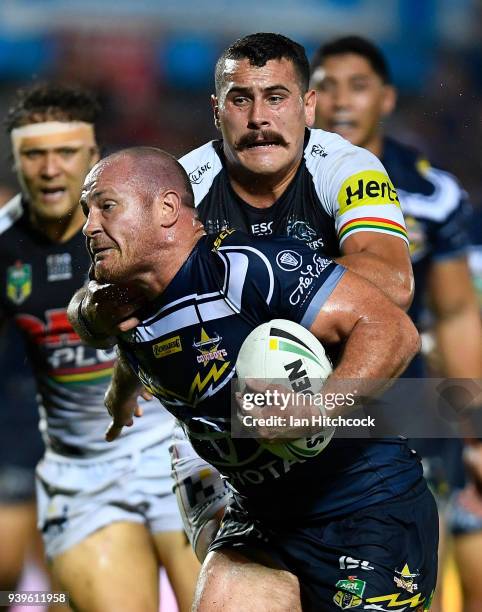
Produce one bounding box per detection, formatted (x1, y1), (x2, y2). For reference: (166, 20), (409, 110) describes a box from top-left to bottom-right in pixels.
(0, 196), (174, 458)
(180, 128), (408, 253)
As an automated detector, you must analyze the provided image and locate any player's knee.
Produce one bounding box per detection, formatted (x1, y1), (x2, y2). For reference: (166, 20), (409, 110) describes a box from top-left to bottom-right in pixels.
(193, 551), (301, 612)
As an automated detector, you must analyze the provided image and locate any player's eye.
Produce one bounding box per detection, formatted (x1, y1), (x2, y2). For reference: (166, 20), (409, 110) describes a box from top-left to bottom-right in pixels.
(232, 96), (250, 106)
(101, 200), (116, 211)
(351, 81), (369, 92)
(22, 150), (43, 160)
(55, 147), (79, 159)
(267, 95), (284, 104)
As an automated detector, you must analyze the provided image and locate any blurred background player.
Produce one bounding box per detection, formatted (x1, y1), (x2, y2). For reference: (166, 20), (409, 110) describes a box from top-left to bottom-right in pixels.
(0, 84), (198, 612)
(0, 187), (47, 606)
(447, 204), (482, 612)
(311, 35), (482, 612)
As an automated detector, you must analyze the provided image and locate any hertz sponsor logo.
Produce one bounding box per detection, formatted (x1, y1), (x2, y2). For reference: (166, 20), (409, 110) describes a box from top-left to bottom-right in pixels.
(338, 170), (400, 214)
(152, 336), (182, 358)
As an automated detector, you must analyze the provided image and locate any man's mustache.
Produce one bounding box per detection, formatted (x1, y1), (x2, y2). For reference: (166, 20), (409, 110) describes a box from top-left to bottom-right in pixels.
(236, 130), (288, 150)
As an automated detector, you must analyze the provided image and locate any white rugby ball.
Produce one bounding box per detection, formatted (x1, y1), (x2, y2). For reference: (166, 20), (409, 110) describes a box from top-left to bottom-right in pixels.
(236, 319), (334, 461)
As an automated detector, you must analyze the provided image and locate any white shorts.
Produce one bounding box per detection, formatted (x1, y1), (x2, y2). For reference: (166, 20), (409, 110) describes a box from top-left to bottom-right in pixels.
(36, 438), (183, 559)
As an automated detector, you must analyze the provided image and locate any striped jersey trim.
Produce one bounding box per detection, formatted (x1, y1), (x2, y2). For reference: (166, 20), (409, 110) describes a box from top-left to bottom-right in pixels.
(49, 361), (115, 384)
(338, 217), (408, 242)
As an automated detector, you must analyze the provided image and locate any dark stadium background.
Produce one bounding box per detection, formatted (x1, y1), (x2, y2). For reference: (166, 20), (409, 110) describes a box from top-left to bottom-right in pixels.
(0, 1), (480, 611)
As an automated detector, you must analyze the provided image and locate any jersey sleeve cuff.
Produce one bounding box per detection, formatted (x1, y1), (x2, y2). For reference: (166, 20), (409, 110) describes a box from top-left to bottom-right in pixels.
(300, 265), (346, 329)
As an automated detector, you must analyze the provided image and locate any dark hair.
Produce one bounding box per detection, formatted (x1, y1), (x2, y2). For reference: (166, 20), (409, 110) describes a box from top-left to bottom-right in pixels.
(215, 32), (310, 94)
(311, 36), (391, 84)
(5, 83), (101, 133)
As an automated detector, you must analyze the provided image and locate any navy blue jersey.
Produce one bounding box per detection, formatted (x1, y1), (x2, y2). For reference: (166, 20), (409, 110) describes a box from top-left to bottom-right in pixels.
(119, 231), (423, 520)
(381, 138), (471, 378)
(382, 137), (470, 328)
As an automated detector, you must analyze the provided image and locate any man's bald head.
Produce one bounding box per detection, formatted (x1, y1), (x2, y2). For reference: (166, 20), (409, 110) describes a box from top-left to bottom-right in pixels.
(82, 146), (204, 290)
(88, 146), (194, 209)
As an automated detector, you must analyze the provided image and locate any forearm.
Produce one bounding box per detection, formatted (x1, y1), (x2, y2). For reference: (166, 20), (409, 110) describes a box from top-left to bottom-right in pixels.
(109, 351), (143, 401)
(337, 250), (414, 311)
(323, 315), (420, 416)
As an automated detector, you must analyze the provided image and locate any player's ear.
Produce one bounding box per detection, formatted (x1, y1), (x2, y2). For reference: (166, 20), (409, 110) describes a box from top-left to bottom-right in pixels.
(381, 84), (397, 117)
(211, 95), (221, 130)
(303, 89), (317, 128)
(158, 190), (181, 228)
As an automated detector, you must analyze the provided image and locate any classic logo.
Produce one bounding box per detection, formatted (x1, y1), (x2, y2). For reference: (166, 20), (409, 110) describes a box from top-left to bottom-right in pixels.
(334, 576), (366, 609)
(276, 250), (303, 271)
(47, 253), (72, 281)
(310, 143), (328, 157)
(338, 170), (400, 215)
(189, 162), (212, 185)
(393, 564), (419, 594)
(152, 335), (182, 359)
(193, 328), (227, 365)
(7, 261), (32, 304)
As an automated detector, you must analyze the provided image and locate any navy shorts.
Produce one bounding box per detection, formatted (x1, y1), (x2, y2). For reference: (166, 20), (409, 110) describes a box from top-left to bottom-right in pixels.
(210, 480), (438, 611)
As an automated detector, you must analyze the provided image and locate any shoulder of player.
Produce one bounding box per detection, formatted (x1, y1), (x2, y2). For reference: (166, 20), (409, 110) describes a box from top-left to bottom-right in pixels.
(179, 140), (223, 206)
(0, 194), (24, 237)
(304, 128), (386, 178)
(388, 143), (467, 222)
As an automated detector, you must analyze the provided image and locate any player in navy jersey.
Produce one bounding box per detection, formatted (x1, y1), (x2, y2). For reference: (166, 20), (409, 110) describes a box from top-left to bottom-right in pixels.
(0, 85), (198, 612)
(78, 146), (438, 612)
(311, 35), (482, 611)
(69, 32), (420, 563)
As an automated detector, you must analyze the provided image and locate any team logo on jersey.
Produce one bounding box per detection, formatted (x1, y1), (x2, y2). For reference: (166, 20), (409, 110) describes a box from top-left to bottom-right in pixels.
(286, 220), (324, 250)
(189, 162), (211, 185)
(365, 592), (425, 608)
(334, 576), (366, 609)
(338, 170), (400, 215)
(152, 335), (182, 358)
(47, 253), (72, 281)
(193, 328), (228, 365)
(310, 143), (328, 157)
(6, 261), (32, 304)
(393, 564), (419, 593)
(276, 250), (303, 271)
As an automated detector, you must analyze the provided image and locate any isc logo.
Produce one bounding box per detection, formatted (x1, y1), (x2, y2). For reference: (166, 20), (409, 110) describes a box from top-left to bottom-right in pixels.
(338, 170), (399, 213)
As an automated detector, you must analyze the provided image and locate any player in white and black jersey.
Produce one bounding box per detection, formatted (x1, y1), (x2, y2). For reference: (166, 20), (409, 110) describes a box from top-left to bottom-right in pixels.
(0, 85), (198, 612)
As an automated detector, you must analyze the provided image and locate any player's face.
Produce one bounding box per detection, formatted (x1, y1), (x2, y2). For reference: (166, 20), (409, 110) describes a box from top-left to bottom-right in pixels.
(313, 53), (395, 150)
(214, 58), (316, 178)
(81, 161), (155, 284)
(15, 125), (99, 221)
